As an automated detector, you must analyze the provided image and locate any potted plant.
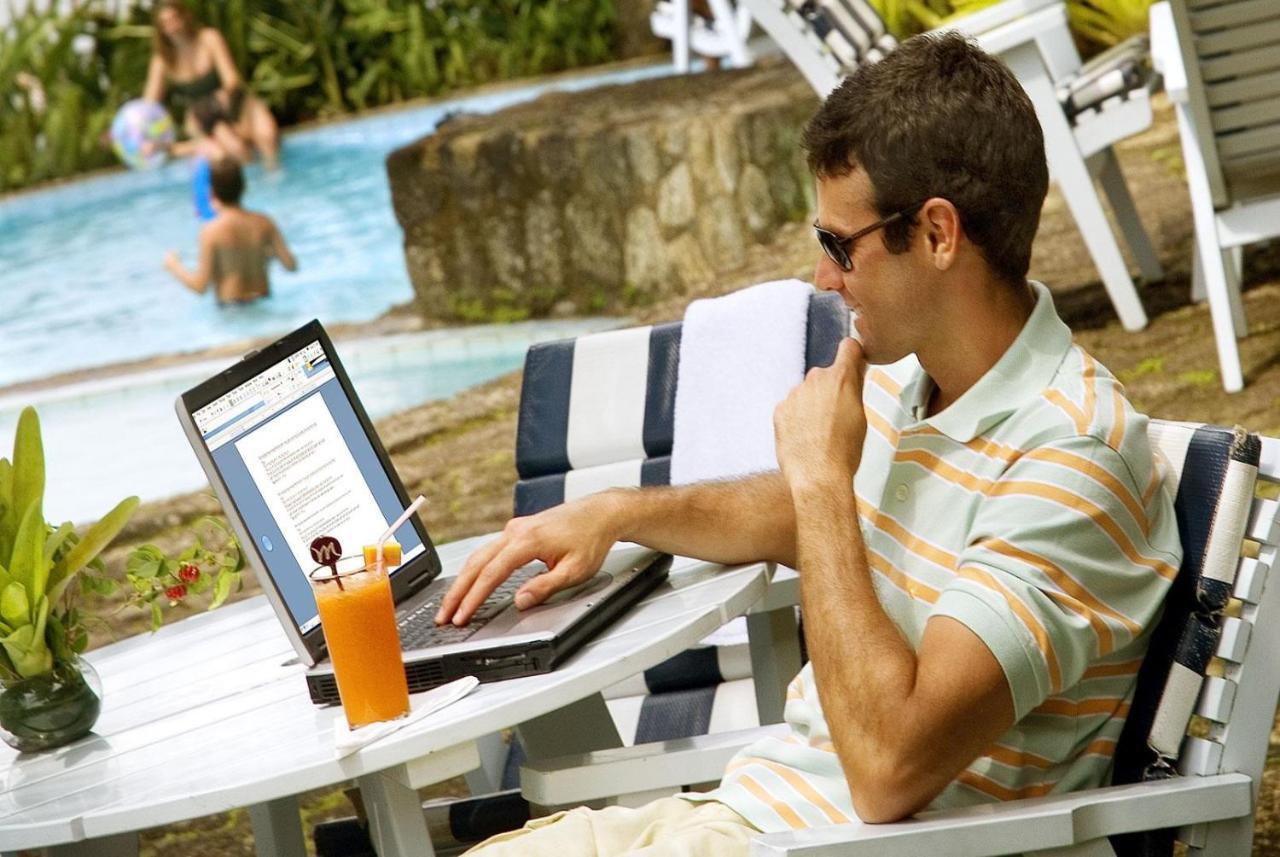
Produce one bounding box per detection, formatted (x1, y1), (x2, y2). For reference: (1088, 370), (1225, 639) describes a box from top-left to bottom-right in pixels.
(0, 407), (243, 752)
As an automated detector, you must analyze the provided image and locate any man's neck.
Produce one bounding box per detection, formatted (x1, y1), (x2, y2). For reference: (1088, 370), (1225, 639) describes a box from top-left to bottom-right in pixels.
(920, 278), (1037, 417)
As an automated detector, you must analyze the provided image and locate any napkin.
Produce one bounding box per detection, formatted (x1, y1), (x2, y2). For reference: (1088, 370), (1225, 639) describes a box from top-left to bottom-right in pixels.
(333, 675), (479, 758)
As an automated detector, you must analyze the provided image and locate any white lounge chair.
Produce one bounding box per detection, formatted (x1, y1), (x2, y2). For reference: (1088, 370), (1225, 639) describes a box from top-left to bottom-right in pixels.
(1149, 0), (1280, 393)
(694, 0), (1164, 333)
(652, 0), (755, 71)
(522, 421), (1280, 857)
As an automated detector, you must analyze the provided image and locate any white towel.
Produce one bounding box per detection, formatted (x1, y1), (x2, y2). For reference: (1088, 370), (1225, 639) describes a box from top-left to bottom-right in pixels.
(670, 279), (813, 485)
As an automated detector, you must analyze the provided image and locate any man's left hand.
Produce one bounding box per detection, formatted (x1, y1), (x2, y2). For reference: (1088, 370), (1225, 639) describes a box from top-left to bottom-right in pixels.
(773, 337), (868, 492)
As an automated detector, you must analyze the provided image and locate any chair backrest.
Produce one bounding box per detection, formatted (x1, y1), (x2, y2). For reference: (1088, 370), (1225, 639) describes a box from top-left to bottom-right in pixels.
(513, 289), (849, 516)
(738, 0), (896, 95)
(1168, 0), (1280, 207)
(1111, 421), (1280, 856)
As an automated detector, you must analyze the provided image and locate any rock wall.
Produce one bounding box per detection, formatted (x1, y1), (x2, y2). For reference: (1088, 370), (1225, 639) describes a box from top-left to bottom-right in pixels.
(387, 62), (819, 321)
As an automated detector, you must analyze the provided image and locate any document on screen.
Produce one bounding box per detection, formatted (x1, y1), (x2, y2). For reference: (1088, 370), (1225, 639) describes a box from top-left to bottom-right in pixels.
(236, 394), (388, 574)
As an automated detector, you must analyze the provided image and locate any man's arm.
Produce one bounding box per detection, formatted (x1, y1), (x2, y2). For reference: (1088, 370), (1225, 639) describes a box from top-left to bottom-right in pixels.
(269, 220), (297, 271)
(774, 338), (1014, 822)
(793, 482), (1014, 822)
(163, 229), (215, 294)
(436, 470), (796, 627)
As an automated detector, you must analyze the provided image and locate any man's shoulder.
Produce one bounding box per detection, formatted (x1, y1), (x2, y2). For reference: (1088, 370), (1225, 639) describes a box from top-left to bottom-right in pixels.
(999, 344), (1155, 488)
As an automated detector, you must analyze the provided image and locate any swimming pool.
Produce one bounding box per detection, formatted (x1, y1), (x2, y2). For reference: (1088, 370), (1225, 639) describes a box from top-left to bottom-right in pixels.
(0, 319), (620, 524)
(0, 62), (678, 389)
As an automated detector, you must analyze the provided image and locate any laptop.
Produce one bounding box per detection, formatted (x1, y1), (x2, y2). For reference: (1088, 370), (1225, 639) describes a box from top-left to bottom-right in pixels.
(175, 319), (671, 705)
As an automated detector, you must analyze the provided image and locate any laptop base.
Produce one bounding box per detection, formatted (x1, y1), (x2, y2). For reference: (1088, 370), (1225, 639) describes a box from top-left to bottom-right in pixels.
(305, 554), (671, 705)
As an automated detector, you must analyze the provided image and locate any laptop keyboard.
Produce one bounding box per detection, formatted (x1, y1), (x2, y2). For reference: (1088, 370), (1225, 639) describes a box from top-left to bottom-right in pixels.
(397, 566), (544, 649)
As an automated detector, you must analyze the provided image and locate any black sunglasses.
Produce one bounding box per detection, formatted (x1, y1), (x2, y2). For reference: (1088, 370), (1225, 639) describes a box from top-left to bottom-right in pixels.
(813, 201), (926, 271)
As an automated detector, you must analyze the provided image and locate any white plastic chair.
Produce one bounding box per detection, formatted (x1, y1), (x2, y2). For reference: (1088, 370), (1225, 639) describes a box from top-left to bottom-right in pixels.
(652, 0), (755, 71)
(1149, 0), (1280, 393)
(698, 0), (1164, 333)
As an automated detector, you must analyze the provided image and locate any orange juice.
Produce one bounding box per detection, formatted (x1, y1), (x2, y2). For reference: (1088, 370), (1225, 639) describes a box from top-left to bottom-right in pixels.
(312, 565), (409, 728)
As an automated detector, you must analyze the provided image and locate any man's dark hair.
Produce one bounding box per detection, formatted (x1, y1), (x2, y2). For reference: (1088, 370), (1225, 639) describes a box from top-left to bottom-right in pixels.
(209, 158), (245, 205)
(802, 32), (1048, 285)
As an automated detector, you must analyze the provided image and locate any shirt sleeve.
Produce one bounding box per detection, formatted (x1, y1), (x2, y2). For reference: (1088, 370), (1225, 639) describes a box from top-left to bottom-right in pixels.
(930, 434), (1181, 721)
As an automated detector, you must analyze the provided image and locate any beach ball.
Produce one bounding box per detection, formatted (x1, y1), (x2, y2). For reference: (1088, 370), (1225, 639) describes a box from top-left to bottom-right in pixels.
(110, 100), (175, 170)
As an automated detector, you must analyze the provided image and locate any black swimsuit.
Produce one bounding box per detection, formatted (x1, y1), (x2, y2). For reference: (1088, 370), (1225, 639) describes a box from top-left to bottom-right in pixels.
(168, 68), (244, 135)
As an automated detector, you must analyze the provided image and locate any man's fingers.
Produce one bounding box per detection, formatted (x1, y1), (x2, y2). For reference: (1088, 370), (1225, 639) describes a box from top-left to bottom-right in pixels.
(514, 558), (588, 610)
(437, 536), (505, 624)
(452, 540), (541, 626)
(835, 336), (864, 367)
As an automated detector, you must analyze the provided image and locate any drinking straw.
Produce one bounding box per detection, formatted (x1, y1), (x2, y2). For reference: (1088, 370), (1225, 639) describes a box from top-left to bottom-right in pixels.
(379, 495), (426, 567)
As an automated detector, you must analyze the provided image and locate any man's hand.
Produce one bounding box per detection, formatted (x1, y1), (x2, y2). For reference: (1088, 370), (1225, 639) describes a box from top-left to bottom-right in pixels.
(436, 494), (621, 626)
(773, 337), (868, 493)
(163, 250), (182, 274)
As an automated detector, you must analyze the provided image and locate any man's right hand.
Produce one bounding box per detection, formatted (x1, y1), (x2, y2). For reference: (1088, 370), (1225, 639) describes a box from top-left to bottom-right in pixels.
(435, 493), (622, 627)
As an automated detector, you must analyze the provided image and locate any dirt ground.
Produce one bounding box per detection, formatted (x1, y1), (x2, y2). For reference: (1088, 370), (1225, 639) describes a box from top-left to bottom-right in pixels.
(53, 95), (1280, 855)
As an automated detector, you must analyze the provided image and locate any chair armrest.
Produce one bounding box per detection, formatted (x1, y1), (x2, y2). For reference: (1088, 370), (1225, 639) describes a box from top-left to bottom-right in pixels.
(941, 0), (1059, 39)
(1149, 2), (1188, 102)
(521, 723), (791, 806)
(749, 773), (1252, 857)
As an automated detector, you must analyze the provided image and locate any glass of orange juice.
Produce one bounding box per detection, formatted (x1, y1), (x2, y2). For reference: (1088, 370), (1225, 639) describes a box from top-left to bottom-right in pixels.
(308, 556), (410, 729)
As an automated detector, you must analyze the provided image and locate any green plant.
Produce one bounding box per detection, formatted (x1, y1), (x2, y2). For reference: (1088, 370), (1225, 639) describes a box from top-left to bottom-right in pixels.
(0, 407), (243, 684)
(868, 0), (1156, 47)
(0, 0), (622, 193)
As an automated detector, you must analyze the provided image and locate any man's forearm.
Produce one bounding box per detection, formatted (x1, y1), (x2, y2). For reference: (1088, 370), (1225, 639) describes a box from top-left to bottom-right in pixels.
(792, 482), (925, 819)
(606, 471), (796, 567)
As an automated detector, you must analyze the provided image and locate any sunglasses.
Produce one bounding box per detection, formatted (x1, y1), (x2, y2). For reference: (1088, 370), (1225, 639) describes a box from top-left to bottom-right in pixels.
(813, 201), (926, 271)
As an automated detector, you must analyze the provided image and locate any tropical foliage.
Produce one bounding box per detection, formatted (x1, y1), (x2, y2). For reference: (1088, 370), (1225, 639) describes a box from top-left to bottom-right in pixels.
(868, 0), (1156, 46)
(0, 0), (621, 192)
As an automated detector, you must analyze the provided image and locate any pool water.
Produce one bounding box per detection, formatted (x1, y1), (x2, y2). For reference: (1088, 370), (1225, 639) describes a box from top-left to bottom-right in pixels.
(0, 319), (620, 524)
(0, 62), (677, 389)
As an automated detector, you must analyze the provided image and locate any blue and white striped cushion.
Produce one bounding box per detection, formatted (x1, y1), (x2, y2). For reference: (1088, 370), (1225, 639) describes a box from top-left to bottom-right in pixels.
(514, 289), (849, 516)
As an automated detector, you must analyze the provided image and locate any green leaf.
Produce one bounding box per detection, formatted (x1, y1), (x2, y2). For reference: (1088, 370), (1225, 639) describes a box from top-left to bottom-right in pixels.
(59, 495), (138, 580)
(46, 611), (72, 663)
(9, 408), (44, 545)
(149, 602), (162, 632)
(43, 521), (75, 566)
(0, 582), (30, 626)
(1, 598), (50, 678)
(210, 568), (236, 610)
(9, 500), (47, 600)
(126, 544), (164, 579)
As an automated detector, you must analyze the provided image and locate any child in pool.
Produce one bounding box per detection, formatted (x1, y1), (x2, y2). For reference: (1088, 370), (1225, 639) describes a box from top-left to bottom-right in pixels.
(163, 159), (296, 304)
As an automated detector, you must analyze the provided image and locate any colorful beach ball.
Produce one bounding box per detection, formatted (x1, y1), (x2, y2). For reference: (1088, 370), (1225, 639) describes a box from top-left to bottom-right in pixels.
(110, 100), (175, 170)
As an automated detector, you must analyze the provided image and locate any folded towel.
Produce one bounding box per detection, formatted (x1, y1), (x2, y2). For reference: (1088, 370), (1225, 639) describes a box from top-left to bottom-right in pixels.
(670, 279), (813, 485)
(333, 675), (479, 758)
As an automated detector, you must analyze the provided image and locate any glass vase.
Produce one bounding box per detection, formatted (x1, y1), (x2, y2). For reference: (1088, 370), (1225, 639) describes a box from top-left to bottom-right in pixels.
(0, 657), (102, 753)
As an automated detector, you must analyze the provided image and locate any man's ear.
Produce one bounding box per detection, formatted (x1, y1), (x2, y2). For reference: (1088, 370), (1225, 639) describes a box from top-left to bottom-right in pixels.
(920, 198), (962, 271)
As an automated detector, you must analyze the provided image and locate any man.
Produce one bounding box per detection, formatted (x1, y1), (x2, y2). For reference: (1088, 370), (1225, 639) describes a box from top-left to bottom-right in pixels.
(436, 31), (1181, 855)
(163, 158), (296, 304)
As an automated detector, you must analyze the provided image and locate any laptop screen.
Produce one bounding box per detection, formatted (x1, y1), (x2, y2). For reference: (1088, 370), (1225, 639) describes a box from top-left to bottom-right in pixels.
(192, 340), (426, 634)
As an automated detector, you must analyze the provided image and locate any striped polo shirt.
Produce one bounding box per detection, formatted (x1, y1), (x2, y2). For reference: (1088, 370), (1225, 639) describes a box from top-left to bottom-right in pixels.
(687, 281), (1182, 832)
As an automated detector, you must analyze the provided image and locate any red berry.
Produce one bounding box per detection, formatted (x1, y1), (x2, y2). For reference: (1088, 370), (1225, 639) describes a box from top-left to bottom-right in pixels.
(165, 585), (187, 601)
(178, 564), (200, 583)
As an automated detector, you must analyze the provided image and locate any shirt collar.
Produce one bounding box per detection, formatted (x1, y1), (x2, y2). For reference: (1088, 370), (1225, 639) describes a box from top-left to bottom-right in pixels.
(899, 281), (1072, 442)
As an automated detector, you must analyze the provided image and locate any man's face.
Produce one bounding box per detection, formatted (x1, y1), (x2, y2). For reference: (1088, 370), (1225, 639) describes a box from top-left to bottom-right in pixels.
(813, 169), (926, 365)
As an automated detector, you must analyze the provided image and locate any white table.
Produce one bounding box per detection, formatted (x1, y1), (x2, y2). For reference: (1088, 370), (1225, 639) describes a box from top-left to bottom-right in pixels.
(0, 537), (773, 857)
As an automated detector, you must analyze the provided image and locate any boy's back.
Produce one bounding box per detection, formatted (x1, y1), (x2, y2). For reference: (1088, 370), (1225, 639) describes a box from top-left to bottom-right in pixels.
(203, 208), (279, 304)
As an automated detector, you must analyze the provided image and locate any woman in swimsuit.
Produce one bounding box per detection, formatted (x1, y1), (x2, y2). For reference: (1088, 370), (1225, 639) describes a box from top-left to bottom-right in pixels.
(164, 159), (296, 304)
(143, 0), (278, 167)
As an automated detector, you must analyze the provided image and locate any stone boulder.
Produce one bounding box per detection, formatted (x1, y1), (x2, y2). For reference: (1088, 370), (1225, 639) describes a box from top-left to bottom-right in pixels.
(387, 61), (818, 321)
